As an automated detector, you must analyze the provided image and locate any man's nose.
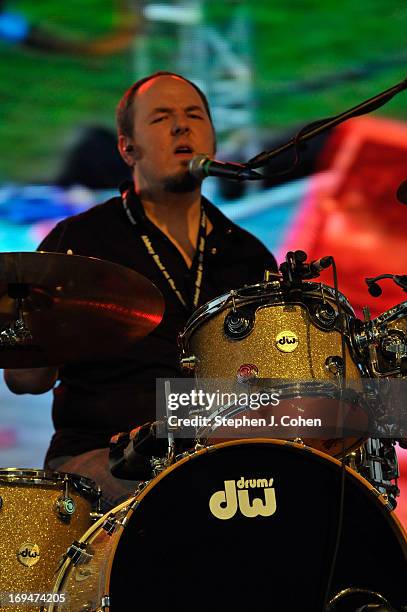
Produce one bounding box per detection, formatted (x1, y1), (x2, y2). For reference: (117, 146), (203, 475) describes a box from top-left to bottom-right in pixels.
(171, 117), (190, 135)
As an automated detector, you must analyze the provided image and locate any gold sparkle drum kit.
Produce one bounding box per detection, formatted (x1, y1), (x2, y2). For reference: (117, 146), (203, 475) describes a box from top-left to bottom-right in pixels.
(0, 250), (406, 610)
(0, 469), (101, 612)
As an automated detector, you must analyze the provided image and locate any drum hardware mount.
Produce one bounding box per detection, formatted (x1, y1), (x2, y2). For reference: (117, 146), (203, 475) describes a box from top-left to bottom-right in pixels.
(368, 335), (404, 378)
(313, 302), (337, 330)
(150, 455), (170, 477)
(66, 540), (93, 566)
(224, 307), (254, 339)
(353, 439), (400, 509)
(279, 250), (333, 286)
(325, 356), (345, 376)
(102, 514), (122, 536)
(180, 354), (196, 373)
(56, 475), (76, 519)
(97, 596), (111, 612)
(0, 285), (33, 347)
(353, 307), (407, 377)
(0, 316), (33, 347)
(89, 486), (104, 521)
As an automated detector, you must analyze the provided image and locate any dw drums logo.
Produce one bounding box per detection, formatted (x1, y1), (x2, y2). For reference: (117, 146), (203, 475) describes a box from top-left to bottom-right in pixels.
(209, 477), (277, 520)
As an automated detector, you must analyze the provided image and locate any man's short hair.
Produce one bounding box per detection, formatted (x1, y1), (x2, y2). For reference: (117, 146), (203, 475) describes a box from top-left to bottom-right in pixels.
(116, 71), (213, 139)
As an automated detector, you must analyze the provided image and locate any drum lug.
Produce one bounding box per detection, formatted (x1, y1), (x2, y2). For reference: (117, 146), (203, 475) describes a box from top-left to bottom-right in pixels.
(180, 355), (196, 373)
(223, 310), (254, 339)
(313, 302), (337, 329)
(325, 356), (344, 376)
(56, 496), (76, 518)
(56, 475), (77, 518)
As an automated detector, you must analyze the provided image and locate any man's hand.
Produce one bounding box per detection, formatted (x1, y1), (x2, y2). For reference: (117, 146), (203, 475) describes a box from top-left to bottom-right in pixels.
(3, 367), (59, 395)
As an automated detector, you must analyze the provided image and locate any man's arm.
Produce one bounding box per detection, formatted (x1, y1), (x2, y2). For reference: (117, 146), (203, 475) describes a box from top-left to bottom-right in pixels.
(3, 367), (59, 395)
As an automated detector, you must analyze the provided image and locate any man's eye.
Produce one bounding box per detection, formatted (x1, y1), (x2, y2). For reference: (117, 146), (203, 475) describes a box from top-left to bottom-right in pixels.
(151, 116), (167, 123)
(189, 114), (203, 119)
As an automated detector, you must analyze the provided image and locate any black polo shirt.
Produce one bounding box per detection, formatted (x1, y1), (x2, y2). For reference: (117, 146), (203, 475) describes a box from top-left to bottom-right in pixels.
(38, 188), (278, 461)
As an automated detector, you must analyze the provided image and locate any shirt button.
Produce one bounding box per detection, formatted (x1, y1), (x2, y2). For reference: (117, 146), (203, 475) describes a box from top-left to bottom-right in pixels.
(226, 228), (232, 234)
(211, 247), (218, 255)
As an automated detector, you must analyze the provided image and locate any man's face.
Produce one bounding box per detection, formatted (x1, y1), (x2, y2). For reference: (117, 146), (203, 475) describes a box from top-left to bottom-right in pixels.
(129, 75), (216, 193)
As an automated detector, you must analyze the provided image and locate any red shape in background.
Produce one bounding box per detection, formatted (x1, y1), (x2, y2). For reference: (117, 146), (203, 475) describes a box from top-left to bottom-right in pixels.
(284, 116), (407, 318)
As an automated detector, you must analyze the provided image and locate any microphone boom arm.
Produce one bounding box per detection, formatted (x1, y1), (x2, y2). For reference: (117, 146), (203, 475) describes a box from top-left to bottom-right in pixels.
(246, 77), (407, 169)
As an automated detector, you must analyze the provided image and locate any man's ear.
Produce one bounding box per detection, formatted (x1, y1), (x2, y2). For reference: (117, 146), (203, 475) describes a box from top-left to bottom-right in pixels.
(118, 135), (141, 167)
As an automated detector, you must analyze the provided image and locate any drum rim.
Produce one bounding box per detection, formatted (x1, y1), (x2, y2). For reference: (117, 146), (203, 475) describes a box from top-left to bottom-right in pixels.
(179, 281), (355, 349)
(373, 300), (407, 327)
(0, 467), (98, 494)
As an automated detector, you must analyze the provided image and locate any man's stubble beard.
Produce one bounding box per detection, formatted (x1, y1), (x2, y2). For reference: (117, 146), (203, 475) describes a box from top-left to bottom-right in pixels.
(162, 167), (201, 194)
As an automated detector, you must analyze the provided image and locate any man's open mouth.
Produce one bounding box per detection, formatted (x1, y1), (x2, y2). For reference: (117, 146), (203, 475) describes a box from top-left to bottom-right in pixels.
(174, 145), (193, 155)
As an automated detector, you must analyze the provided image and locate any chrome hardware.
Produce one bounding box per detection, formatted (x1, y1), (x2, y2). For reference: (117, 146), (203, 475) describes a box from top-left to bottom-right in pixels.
(325, 356), (344, 376)
(362, 305), (371, 322)
(381, 331), (407, 360)
(56, 496), (76, 517)
(97, 596), (111, 611)
(180, 355), (196, 373)
(150, 456), (169, 477)
(66, 541), (92, 566)
(356, 302), (407, 377)
(90, 486), (104, 521)
(345, 439), (400, 509)
(327, 587), (392, 611)
(230, 289), (237, 313)
(346, 451), (357, 471)
(56, 475), (76, 518)
(314, 302), (336, 329)
(102, 516), (117, 536)
(224, 311), (254, 339)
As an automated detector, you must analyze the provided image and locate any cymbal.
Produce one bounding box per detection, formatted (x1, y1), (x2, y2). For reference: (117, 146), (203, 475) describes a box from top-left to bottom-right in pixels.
(0, 252), (165, 368)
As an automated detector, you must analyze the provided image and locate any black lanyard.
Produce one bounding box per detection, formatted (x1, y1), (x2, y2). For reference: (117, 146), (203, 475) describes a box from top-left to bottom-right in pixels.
(122, 189), (207, 311)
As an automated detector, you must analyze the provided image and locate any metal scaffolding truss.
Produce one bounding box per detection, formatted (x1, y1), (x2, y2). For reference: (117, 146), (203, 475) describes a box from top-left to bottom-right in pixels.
(135, 1), (259, 157)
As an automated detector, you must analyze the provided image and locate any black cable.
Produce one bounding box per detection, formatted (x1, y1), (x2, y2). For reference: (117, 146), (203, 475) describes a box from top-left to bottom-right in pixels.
(321, 257), (348, 611)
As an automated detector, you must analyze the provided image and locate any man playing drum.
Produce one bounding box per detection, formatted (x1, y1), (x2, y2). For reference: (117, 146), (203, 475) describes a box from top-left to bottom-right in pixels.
(4, 72), (277, 509)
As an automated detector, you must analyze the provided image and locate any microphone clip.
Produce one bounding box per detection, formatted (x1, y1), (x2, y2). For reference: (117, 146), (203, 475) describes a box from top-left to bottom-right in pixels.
(279, 251), (333, 285)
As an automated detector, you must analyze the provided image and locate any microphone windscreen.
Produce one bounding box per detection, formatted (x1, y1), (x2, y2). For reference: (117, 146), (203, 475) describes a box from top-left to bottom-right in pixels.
(396, 178), (407, 204)
(368, 282), (382, 297)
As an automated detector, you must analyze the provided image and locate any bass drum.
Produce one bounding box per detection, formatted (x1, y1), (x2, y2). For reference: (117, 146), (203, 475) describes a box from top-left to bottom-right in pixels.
(48, 440), (407, 612)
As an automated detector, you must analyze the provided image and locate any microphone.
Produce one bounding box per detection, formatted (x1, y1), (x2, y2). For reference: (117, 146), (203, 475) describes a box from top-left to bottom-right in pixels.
(367, 281), (382, 297)
(396, 178), (407, 204)
(309, 256), (333, 275)
(301, 255), (333, 279)
(188, 154), (263, 182)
